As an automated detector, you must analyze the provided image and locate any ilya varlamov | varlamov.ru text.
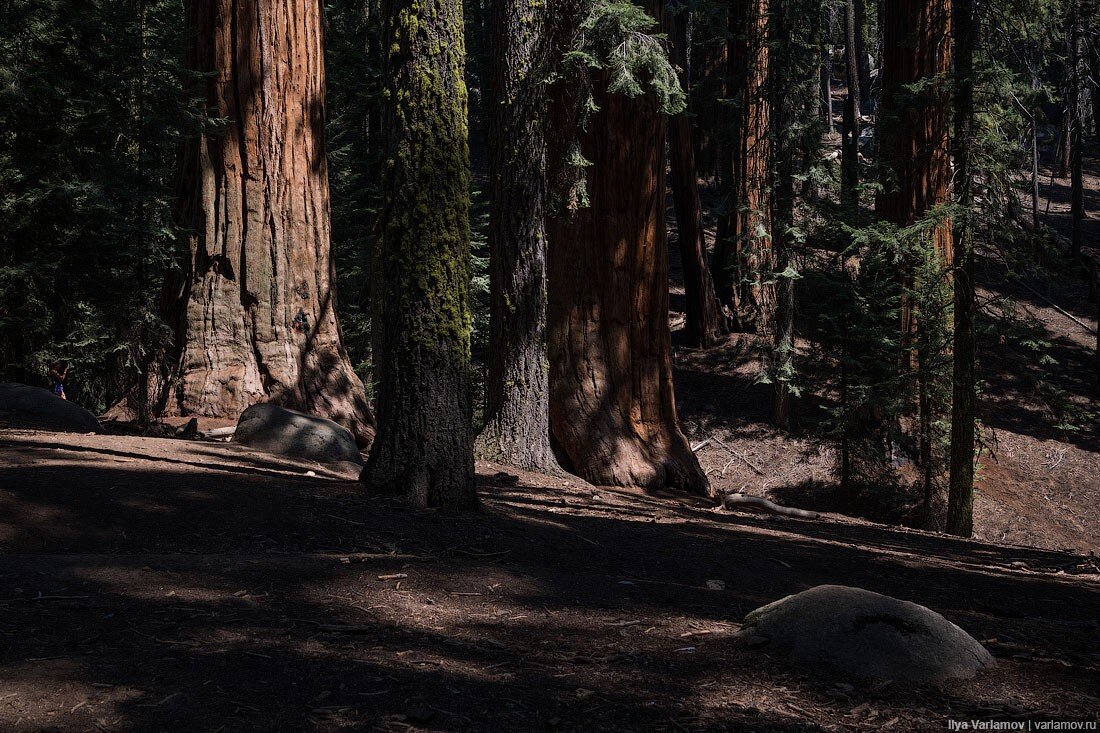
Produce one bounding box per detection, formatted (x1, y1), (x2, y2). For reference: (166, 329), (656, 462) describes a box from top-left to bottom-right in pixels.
(947, 722), (1097, 731)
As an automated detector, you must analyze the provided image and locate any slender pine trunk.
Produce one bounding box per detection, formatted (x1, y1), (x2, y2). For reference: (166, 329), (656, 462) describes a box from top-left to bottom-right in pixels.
(841, 0), (860, 214)
(947, 0), (975, 537)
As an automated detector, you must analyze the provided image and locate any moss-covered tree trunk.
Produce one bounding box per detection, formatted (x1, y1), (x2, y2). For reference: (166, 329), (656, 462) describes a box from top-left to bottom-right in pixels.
(475, 0), (559, 472)
(166, 0), (373, 444)
(546, 0), (709, 496)
(360, 0), (476, 508)
(876, 0), (952, 523)
(667, 4), (726, 348)
(712, 0), (773, 334)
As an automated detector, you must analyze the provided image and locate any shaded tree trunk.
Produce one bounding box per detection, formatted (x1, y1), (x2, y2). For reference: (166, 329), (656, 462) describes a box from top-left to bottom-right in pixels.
(875, 0), (952, 524)
(667, 4), (726, 348)
(713, 0), (773, 333)
(1069, 0), (1084, 260)
(841, 0), (861, 212)
(546, 1), (709, 496)
(854, 0), (873, 112)
(690, 12), (729, 181)
(167, 0), (373, 444)
(361, 0), (476, 507)
(769, 0), (801, 430)
(947, 0), (975, 537)
(475, 0), (559, 471)
(821, 6), (835, 136)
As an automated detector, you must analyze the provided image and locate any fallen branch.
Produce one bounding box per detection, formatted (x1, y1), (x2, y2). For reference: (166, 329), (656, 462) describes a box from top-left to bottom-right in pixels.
(724, 493), (819, 519)
(1011, 276), (1096, 335)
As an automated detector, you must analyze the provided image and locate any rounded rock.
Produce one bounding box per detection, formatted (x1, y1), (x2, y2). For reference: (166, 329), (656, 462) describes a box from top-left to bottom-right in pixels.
(736, 584), (994, 683)
(0, 383), (103, 434)
(233, 403), (363, 465)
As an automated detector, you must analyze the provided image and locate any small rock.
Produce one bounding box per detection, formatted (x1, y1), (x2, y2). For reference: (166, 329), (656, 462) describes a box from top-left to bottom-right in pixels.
(706, 579), (726, 591)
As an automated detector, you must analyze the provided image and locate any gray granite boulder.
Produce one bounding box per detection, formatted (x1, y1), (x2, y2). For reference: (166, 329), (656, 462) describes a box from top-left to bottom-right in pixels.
(233, 403), (363, 465)
(0, 383), (102, 433)
(736, 585), (994, 683)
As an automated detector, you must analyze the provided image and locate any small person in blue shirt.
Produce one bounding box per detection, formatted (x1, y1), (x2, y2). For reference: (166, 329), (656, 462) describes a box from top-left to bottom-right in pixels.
(48, 361), (68, 400)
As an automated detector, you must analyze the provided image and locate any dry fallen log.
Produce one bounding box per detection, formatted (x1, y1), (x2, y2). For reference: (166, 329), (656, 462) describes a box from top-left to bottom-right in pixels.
(724, 492), (819, 519)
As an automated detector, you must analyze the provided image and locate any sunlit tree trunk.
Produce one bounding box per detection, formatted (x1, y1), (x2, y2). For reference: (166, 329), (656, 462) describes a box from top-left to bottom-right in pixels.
(167, 0), (373, 444)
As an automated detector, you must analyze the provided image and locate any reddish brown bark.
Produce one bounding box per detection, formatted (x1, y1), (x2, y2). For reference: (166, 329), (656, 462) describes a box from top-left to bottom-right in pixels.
(713, 0), (774, 334)
(876, 0), (952, 520)
(876, 0), (953, 346)
(165, 0), (373, 444)
(546, 14), (709, 495)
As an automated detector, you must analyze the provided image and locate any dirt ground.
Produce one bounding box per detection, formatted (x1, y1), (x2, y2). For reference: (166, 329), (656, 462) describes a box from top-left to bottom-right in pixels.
(1, 428), (1098, 732)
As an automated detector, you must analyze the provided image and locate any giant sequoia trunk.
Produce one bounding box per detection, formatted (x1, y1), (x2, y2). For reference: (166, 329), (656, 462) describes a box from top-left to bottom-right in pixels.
(167, 0), (373, 444)
(667, 5), (726, 348)
(546, 7), (708, 495)
(713, 0), (773, 333)
(360, 0), (476, 507)
(475, 0), (559, 471)
(876, 0), (952, 521)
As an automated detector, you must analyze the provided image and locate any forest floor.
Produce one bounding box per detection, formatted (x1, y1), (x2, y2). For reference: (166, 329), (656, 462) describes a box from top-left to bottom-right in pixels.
(2, 149), (1098, 731)
(1, 428), (1099, 732)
